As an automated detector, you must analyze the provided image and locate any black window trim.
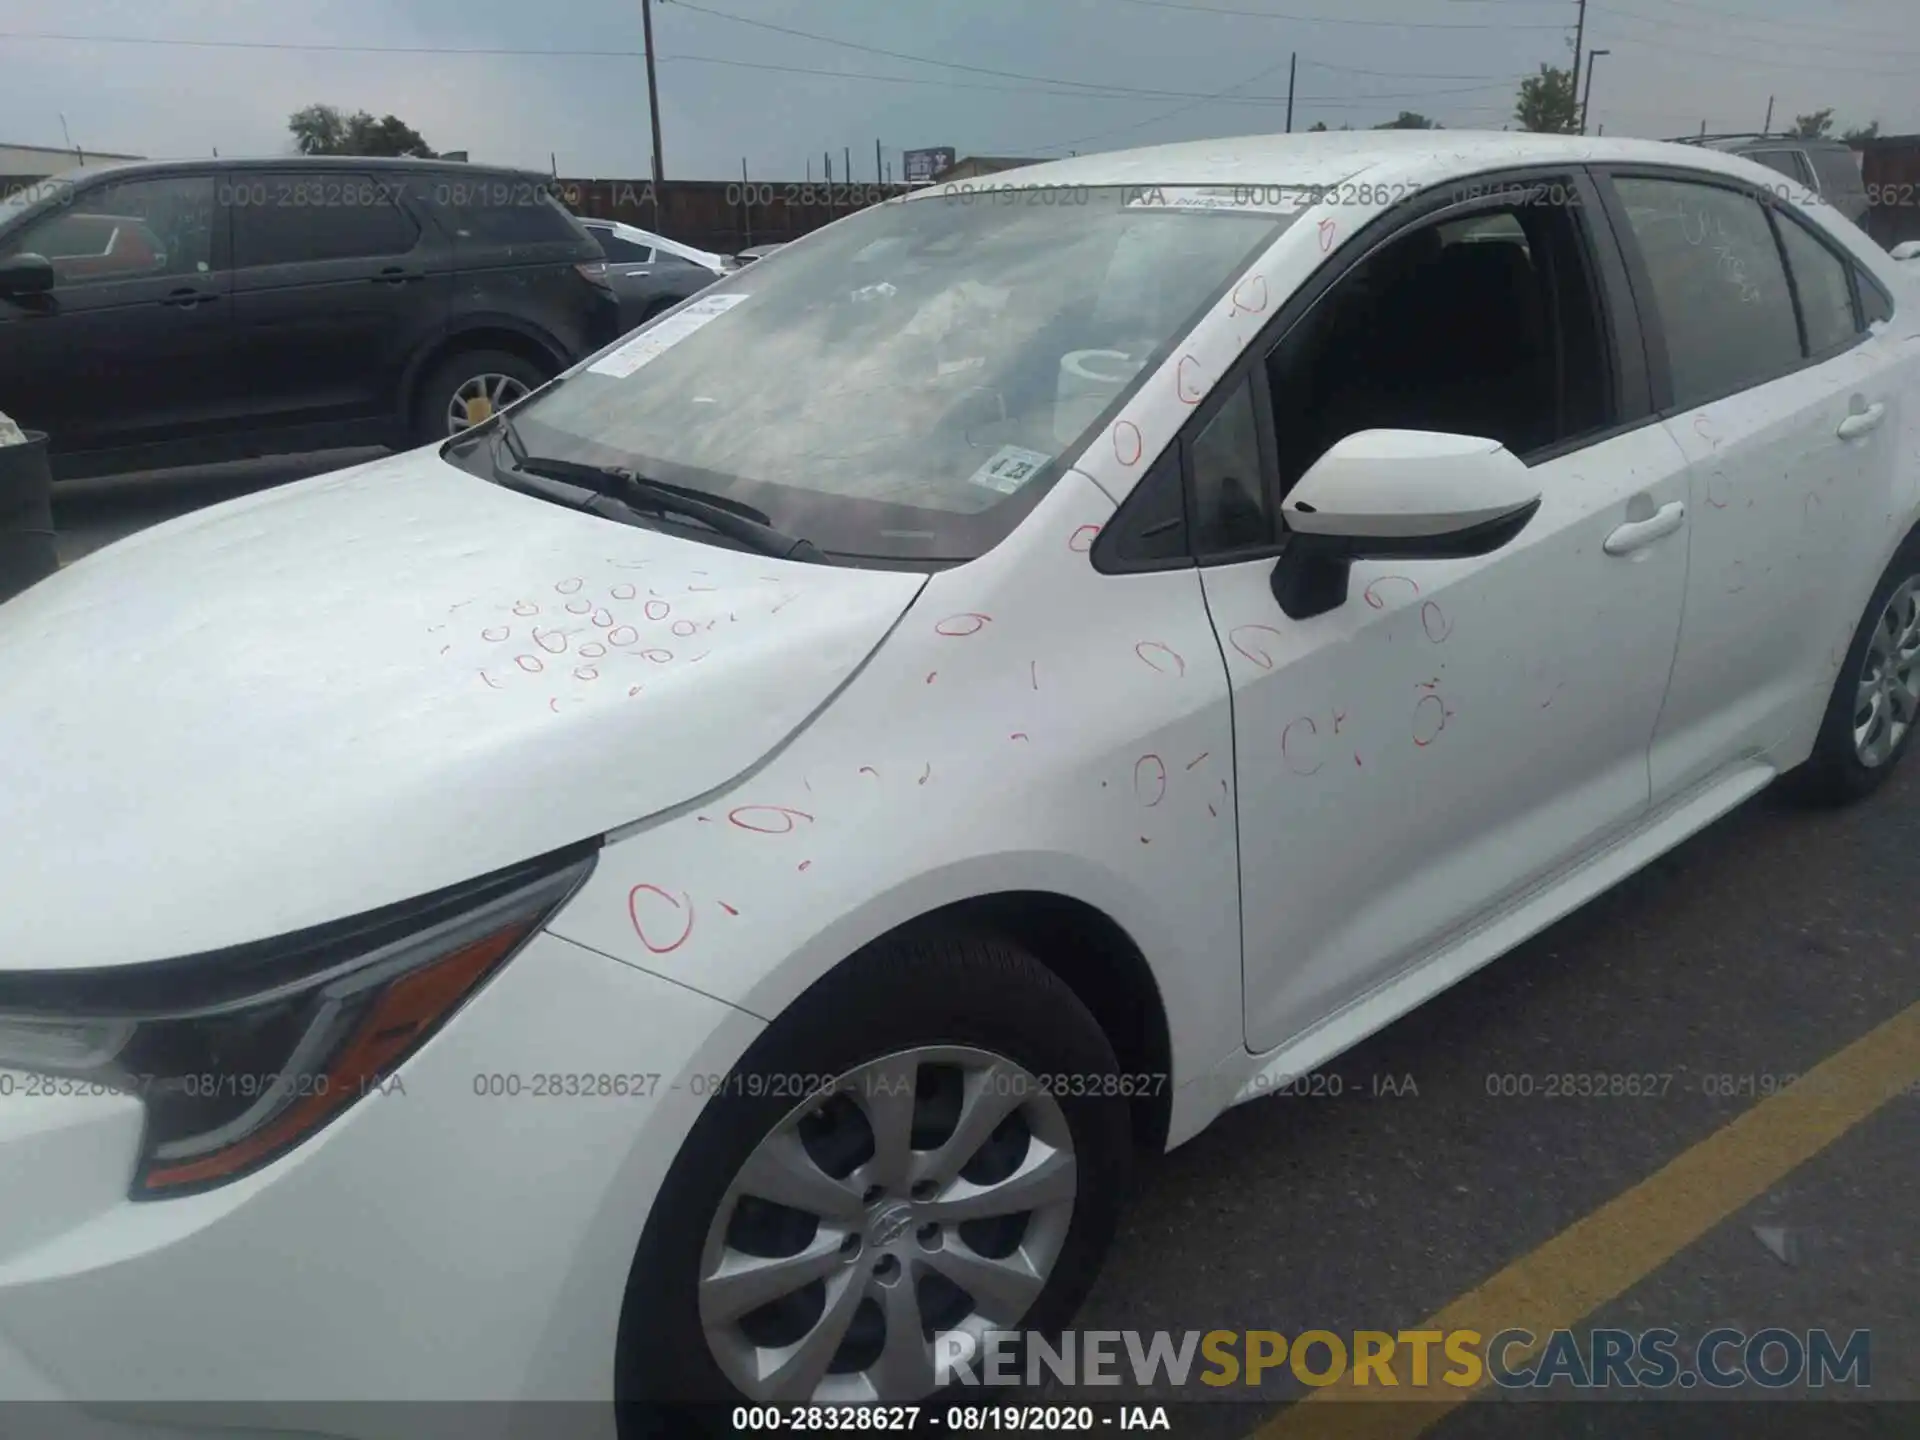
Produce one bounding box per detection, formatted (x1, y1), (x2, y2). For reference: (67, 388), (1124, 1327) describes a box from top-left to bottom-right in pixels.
(1592, 163), (1874, 418)
(1094, 163), (1650, 575)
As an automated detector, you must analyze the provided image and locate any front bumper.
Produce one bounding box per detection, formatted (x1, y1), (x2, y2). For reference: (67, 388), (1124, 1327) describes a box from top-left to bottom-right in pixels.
(0, 930), (761, 1437)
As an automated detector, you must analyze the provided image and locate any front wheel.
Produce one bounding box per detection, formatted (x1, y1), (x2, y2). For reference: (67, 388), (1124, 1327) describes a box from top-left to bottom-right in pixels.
(413, 348), (550, 446)
(617, 932), (1131, 1432)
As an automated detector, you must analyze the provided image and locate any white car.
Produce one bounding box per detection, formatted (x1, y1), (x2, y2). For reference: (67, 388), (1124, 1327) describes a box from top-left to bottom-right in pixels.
(2, 131), (1917, 1430)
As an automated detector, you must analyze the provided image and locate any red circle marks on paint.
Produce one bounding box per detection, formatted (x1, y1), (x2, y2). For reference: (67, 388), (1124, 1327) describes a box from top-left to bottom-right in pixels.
(1281, 716), (1323, 775)
(534, 627), (568, 655)
(645, 599), (671, 621)
(718, 901), (740, 917)
(1412, 693), (1449, 747)
(512, 601), (539, 617)
(672, 619), (698, 637)
(627, 884), (694, 954)
(1112, 420), (1144, 467)
(1030, 660), (1040, 691)
(628, 685), (643, 697)
(1133, 753), (1168, 807)
(1362, 575), (1420, 610)
(639, 647), (674, 664)
(592, 608), (614, 628)
(688, 583), (719, 594)
(479, 670), (503, 690)
(1011, 732), (1030, 742)
(728, 805), (815, 835)
(556, 578), (585, 595)
(1175, 354), (1205, 405)
(579, 642), (607, 659)
(1317, 218), (1337, 253)
(574, 665), (599, 681)
(565, 599), (592, 616)
(1229, 274), (1269, 316)
(515, 654), (544, 673)
(549, 697), (561, 713)
(1069, 524), (1102, 552)
(1135, 641), (1186, 677)
(859, 765), (880, 779)
(935, 613), (991, 637)
(1692, 414), (1720, 447)
(1706, 471), (1732, 508)
(1420, 601), (1453, 644)
(1228, 624), (1285, 670)
(926, 671), (938, 685)
(918, 763), (932, 786)
(607, 625), (640, 647)
(611, 583), (638, 601)
(797, 860), (813, 872)
(482, 625), (511, 643)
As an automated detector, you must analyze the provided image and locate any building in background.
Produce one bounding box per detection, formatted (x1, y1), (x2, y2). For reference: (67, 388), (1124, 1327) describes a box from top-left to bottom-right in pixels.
(901, 147), (956, 184)
(1, 141), (144, 178)
(931, 155), (1045, 182)
(1859, 134), (1920, 250)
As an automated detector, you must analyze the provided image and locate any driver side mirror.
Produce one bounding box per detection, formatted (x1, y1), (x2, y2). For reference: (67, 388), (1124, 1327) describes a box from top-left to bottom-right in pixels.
(1891, 240), (1920, 263)
(0, 252), (56, 299)
(1270, 429), (1541, 620)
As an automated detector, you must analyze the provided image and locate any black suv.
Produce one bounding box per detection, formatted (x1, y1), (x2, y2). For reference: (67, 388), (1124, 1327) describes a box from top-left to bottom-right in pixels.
(0, 156), (623, 479)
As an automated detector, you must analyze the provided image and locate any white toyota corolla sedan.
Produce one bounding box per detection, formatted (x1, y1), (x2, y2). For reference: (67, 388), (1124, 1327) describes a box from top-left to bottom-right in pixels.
(3, 131), (1917, 1433)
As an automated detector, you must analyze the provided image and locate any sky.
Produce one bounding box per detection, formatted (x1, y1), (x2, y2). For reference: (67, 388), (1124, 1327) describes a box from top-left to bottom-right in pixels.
(1, 0), (1916, 181)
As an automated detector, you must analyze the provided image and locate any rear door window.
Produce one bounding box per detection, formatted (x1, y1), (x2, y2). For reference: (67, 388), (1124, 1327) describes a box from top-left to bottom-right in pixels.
(596, 231), (654, 262)
(1771, 210), (1859, 356)
(423, 175), (585, 246)
(1612, 175), (1802, 409)
(230, 173), (420, 267)
(1747, 149), (1815, 188)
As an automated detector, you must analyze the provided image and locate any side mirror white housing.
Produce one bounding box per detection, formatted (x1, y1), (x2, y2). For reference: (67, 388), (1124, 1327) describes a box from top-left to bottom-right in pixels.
(1889, 240), (1920, 262)
(1271, 429), (1542, 620)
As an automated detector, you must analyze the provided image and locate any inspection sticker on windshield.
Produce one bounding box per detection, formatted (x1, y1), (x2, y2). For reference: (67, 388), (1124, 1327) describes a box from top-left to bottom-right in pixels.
(588, 293), (750, 379)
(967, 445), (1052, 496)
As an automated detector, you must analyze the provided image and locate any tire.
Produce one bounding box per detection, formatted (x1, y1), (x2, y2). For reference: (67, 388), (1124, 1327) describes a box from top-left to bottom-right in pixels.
(412, 348), (550, 447)
(615, 930), (1132, 1436)
(1779, 532), (1920, 806)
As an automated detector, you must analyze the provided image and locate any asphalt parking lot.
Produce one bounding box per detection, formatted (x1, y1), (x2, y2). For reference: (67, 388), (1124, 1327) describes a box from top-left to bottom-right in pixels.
(36, 458), (1920, 1435)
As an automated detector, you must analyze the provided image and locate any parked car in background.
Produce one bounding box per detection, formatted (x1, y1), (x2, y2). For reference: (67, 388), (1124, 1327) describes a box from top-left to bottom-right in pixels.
(578, 217), (729, 328)
(733, 242), (786, 264)
(0, 156), (622, 479)
(1674, 133), (1869, 226)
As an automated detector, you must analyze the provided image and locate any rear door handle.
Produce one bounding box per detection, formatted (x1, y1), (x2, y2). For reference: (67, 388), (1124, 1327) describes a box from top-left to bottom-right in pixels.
(371, 266), (423, 285)
(1837, 401), (1887, 439)
(1605, 500), (1687, 556)
(159, 287), (217, 308)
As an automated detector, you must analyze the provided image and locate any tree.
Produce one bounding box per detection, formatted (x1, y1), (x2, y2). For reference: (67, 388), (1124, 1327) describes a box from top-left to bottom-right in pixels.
(1514, 62), (1578, 133)
(1843, 119), (1881, 144)
(1791, 109), (1834, 139)
(1375, 111), (1441, 130)
(288, 103), (436, 158)
(1308, 121), (1329, 132)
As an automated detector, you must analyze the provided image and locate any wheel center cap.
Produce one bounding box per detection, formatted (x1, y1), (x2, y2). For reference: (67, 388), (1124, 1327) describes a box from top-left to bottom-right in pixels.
(868, 1201), (915, 1248)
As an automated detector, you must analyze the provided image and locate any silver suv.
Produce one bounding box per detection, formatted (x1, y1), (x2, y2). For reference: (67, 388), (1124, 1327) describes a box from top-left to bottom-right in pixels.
(1672, 133), (1869, 225)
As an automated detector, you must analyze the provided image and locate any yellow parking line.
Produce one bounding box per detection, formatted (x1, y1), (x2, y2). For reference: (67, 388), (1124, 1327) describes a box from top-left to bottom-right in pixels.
(1251, 997), (1920, 1440)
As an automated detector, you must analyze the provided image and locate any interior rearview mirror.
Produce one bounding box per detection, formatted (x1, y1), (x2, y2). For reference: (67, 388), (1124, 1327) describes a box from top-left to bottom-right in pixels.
(1270, 429), (1542, 620)
(0, 252), (56, 299)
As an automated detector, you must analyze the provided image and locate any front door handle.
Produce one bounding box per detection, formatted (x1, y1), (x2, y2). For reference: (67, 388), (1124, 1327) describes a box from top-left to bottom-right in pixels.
(371, 266), (422, 285)
(1605, 500), (1687, 556)
(1837, 401), (1887, 440)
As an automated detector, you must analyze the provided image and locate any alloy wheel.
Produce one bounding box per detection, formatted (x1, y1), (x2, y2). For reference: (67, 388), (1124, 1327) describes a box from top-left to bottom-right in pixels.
(446, 373), (531, 435)
(1853, 574), (1920, 768)
(697, 1046), (1077, 1404)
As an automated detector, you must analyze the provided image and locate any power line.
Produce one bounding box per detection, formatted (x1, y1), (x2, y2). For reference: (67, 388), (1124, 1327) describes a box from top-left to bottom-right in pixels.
(1029, 51), (1302, 153)
(1594, 2), (1920, 60)
(1072, 0), (1568, 28)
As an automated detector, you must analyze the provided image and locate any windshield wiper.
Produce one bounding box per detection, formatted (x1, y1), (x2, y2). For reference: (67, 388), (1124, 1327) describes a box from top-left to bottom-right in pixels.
(489, 416), (827, 563)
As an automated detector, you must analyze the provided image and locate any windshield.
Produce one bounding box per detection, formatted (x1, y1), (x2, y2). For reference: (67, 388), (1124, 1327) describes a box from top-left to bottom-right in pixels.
(500, 184), (1300, 562)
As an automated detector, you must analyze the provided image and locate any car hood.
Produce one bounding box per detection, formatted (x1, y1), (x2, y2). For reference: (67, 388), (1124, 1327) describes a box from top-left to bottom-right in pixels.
(0, 448), (926, 971)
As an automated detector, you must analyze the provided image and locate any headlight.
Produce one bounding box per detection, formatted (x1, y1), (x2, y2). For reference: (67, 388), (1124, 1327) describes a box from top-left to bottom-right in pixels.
(0, 844), (597, 1199)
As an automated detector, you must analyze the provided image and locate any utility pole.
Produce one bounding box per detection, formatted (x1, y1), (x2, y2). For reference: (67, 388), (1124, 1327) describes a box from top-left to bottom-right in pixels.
(844, 146), (852, 186)
(875, 138), (883, 183)
(1285, 51), (1297, 133)
(1579, 49), (1608, 135)
(641, 0), (665, 186)
(1570, 0), (1586, 136)
(740, 157), (752, 247)
(1763, 96), (1775, 132)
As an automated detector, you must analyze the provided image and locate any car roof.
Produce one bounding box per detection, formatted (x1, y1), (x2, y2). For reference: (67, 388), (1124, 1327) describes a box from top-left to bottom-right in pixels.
(45, 155), (548, 183)
(898, 129), (1798, 196)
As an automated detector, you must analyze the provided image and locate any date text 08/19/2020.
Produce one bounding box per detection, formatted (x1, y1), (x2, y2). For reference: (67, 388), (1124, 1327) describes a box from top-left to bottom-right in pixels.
(729, 1404), (1171, 1431)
